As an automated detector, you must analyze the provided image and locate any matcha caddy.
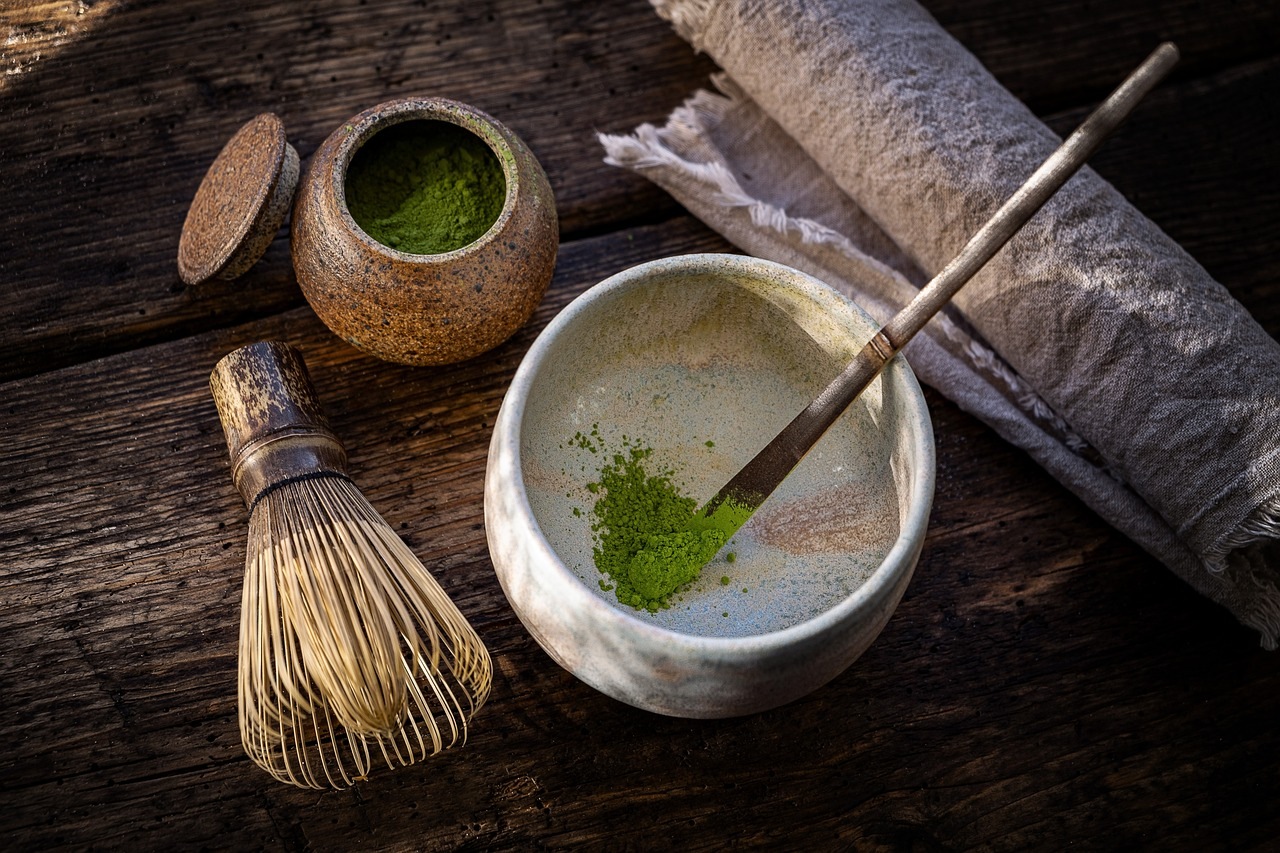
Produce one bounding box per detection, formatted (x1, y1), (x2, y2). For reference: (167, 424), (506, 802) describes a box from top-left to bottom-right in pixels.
(179, 96), (558, 367)
(293, 97), (558, 365)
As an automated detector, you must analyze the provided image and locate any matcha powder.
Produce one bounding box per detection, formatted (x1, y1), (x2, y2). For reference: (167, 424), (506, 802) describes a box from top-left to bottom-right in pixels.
(575, 430), (748, 612)
(345, 119), (506, 255)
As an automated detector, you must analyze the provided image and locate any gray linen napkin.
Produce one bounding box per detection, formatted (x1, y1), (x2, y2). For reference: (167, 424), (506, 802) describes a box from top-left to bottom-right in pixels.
(599, 0), (1280, 647)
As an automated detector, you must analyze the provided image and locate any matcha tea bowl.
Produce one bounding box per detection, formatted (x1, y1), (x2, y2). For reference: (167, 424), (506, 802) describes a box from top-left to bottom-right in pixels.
(485, 254), (935, 718)
(292, 97), (558, 365)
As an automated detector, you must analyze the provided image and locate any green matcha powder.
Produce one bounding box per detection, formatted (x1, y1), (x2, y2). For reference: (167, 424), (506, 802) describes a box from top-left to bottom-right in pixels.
(573, 430), (750, 612)
(345, 120), (505, 255)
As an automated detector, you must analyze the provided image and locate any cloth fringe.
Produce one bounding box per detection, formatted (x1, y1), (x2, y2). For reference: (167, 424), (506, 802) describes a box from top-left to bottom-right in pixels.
(650, 0), (715, 49)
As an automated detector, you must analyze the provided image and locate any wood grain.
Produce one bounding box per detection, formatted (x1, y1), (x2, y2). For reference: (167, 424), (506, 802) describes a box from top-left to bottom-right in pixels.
(925, 0), (1280, 111)
(0, 0), (716, 382)
(3, 0), (1279, 849)
(3, 216), (1277, 851)
(2, 0), (1277, 382)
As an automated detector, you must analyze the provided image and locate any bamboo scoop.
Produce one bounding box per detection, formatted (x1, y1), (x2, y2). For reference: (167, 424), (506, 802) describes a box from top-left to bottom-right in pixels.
(700, 42), (1180, 528)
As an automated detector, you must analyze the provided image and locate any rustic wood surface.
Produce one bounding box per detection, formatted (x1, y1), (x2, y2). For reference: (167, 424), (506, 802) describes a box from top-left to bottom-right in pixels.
(2, 0), (1278, 850)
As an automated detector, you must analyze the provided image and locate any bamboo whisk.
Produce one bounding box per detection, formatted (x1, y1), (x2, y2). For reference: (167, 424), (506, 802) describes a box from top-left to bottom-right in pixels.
(211, 341), (492, 789)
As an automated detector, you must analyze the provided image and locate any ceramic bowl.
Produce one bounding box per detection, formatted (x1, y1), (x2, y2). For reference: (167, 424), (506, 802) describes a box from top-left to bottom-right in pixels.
(292, 97), (558, 366)
(485, 254), (934, 717)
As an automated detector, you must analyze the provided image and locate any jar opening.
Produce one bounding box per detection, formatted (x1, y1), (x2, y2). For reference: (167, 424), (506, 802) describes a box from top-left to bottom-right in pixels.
(343, 119), (507, 255)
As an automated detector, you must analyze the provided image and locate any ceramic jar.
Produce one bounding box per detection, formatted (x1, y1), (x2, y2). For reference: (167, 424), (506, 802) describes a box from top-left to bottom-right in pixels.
(179, 97), (558, 366)
(292, 98), (558, 366)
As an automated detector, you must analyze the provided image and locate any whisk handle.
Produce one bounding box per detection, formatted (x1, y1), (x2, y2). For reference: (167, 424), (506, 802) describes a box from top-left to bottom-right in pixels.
(210, 341), (349, 507)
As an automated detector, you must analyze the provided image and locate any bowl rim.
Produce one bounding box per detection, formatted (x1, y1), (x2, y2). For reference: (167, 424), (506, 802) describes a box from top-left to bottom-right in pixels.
(492, 252), (935, 657)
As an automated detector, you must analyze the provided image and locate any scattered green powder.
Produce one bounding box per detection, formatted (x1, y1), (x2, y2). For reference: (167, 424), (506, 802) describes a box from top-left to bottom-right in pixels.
(573, 428), (752, 612)
(344, 120), (505, 255)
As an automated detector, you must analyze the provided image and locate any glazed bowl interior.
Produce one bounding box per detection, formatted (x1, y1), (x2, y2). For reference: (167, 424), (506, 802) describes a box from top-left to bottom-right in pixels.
(487, 254), (934, 716)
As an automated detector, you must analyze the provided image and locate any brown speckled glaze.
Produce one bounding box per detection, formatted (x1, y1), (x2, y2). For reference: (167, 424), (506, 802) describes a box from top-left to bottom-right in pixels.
(291, 98), (559, 366)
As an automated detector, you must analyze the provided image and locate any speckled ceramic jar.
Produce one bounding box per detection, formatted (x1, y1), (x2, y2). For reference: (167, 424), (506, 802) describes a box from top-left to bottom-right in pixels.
(292, 97), (558, 366)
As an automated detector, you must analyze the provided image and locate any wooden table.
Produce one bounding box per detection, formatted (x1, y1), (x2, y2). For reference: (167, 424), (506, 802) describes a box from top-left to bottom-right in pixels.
(3, 1), (1278, 849)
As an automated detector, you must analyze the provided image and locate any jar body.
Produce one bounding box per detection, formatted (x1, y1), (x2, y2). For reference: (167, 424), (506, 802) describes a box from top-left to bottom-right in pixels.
(292, 97), (558, 366)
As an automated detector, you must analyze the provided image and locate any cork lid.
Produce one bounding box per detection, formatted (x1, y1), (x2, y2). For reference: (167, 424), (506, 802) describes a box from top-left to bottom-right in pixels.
(177, 113), (300, 286)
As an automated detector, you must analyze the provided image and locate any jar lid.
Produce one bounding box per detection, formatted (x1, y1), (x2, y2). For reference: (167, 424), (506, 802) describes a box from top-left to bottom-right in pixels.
(177, 113), (299, 286)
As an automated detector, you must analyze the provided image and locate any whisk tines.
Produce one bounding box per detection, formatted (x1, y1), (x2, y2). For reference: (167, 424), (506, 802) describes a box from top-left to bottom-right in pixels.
(212, 341), (492, 789)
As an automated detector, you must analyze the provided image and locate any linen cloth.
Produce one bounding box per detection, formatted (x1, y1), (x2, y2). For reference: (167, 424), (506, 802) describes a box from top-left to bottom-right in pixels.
(599, 0), (1280, 646)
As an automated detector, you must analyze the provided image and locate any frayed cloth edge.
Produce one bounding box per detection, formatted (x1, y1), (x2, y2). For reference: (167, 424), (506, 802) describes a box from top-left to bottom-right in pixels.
(651, 0), (715, 50)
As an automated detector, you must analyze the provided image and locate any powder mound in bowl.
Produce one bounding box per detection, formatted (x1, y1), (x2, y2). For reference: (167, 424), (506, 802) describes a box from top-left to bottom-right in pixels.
(578, 431), (744, 612)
